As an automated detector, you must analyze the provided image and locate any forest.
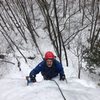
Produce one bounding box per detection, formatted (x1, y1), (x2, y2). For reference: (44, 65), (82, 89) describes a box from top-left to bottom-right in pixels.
(0, 0), (100, 81)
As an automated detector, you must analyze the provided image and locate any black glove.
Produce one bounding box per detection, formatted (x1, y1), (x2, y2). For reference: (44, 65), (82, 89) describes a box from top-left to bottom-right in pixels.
(60, 75), (65, 81)
(30, 75), (36, 83)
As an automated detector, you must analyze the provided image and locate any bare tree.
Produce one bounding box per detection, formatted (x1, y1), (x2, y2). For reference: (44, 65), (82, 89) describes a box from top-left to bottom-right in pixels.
(0, 0), (43, 60)
(0, 0), (99, 71)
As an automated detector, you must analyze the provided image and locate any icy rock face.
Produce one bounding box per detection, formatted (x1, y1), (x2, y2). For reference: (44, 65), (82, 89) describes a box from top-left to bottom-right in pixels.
(0, 73), (100, 100)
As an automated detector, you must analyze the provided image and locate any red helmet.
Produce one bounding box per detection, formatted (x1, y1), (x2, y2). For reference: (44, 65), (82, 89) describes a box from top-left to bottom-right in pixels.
(45, 51), (55, 60)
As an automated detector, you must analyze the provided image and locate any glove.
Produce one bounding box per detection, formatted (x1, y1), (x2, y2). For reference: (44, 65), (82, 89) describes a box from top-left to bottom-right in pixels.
(60, 75), (65, 81)
(30, 75), (36, 83)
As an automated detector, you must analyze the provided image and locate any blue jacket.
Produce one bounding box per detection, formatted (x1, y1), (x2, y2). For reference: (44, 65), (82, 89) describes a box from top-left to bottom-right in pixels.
(29, 59), (65, 79)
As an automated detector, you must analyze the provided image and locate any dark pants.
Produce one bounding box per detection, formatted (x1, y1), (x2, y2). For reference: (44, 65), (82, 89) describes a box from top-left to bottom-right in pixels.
(42, 73), (58, 80)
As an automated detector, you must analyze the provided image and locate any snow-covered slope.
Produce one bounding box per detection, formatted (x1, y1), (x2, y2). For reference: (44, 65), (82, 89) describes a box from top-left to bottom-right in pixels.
(0, 30), (100, 100)
(0, 39), (100, 100)
(0, 63), (100, 100)
(0, 76), (100, 100)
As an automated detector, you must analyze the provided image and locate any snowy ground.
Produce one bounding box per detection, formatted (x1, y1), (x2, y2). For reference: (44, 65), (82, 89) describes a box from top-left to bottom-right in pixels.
(0, 66), (100, 100)
(0, 32), (100, 100)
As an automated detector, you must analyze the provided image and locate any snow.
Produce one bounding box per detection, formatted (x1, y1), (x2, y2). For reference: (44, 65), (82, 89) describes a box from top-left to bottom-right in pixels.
(0, 31), (100, 100)
(0, 74), (100, 100)
(0, 1), (100, 100)
(0, 29), (100, 100)
(0, 57), (100, 100)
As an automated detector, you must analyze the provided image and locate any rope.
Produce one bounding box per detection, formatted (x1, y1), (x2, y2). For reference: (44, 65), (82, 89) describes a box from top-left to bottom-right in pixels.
(65, 77), (68, 84)
(51, 80), (66, 100)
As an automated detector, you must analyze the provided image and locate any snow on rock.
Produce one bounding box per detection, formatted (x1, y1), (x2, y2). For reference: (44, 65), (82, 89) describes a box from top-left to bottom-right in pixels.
(0, 52), (100, 100)
(0, 75), (100, 100)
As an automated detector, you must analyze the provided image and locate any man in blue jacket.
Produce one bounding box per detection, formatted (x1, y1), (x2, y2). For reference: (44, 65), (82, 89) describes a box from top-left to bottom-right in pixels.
(29, 51), (65, 82)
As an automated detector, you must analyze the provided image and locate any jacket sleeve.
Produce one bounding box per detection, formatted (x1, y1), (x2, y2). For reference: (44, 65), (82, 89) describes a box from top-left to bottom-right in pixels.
(55, 60), (65, 76)
(29, 61), (44, 77)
